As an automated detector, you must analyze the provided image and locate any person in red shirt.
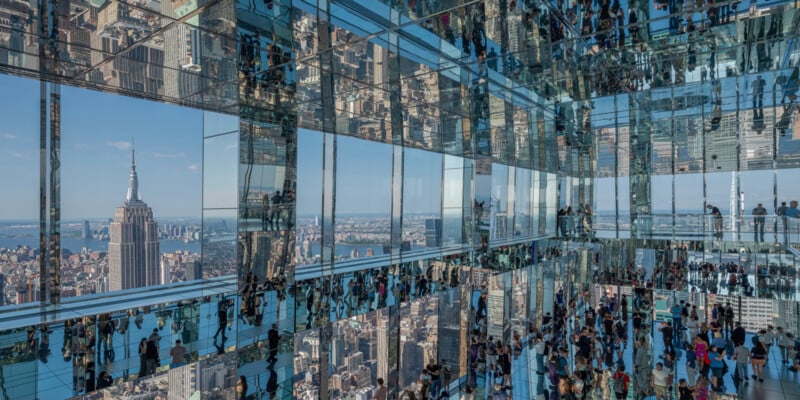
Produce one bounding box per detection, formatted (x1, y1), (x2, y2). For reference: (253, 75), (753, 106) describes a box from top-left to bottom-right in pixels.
(612, 364), (630, 400)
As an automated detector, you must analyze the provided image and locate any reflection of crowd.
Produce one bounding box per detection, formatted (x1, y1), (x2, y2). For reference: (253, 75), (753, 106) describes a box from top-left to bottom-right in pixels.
(261, 189), (295, 232)
(655, 257), (800, 299)
(522, 286), (654, 400)
(557, 204), (594, 239)
(239, 32), (293, 98)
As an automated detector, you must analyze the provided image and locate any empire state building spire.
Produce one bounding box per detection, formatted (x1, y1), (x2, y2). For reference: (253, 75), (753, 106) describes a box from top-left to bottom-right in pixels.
(126, 143), (140, 202)
(110, 140), (160, 291)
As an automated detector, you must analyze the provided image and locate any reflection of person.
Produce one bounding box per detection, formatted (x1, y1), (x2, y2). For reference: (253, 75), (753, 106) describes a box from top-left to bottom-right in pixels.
(145, 329), (160, 375)
(752, 203), (767, 242)
(138, 338), (148, 376)
(213, 300), (230, 342)
(236, 375), (248, 400)
(475, 291), (487, 322)
(268, 324), (280, 363)
(786, 200), (800, 218)
(752, 75), (765, 109)
(707, 204), (723, 238)
(96, 371), (113, 389)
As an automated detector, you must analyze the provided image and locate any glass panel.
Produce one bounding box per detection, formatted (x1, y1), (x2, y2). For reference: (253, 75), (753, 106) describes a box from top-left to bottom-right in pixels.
(202, 208), (237, 280)
(545, 173), (557, 234)
(61, 86), (202, 297)
(204, 132), (238, 209)
(514, 168), (531, 237)
(296, 129), (324, 265)
(442, 155), (464, 246)
(403, 148), (442, 250)
(204, 112), (239, 137)
(740, 169), (775, 243)
(334, 136), (391, 261)
(0, 75), (39, 306)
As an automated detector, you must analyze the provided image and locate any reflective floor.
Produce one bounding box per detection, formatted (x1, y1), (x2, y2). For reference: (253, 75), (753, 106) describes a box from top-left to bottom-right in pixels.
(470, 296), (800, 400)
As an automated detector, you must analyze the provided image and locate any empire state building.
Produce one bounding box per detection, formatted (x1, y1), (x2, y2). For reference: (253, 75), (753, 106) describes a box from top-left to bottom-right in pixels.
(109, 147), (161, 291)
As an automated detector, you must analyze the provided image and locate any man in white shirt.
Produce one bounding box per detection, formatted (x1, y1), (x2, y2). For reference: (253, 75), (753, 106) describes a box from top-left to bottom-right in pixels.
(651, 362), (671, 400)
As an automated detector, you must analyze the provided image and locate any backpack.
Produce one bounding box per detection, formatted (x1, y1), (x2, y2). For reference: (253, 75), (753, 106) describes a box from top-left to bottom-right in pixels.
(614, 372), (627, 393)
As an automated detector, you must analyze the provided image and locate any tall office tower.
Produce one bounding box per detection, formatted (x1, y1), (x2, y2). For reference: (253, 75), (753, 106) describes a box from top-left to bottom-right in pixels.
(81, 220), (90, 239)
(425, 218), (442, 247)
(108, 147), (161, 291)
(376, 317), (388, 383)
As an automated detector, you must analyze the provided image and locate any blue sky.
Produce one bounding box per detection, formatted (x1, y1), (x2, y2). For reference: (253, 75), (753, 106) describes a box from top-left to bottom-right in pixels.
(0, 74), (204, 220)
(296, 129), (442, 216)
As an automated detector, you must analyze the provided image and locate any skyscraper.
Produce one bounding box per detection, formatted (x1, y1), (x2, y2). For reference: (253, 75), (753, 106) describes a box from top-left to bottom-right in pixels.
(81, 220), (90, 239)
(425, 218), (442, 247)
(108, 146), (161, 291)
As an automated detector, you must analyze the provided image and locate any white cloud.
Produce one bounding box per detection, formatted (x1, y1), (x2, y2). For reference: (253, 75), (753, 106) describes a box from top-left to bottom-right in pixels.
(12, 152), (23, 158)
(152, 152), (187, 159)
(106, 141), (131, 150)
(187, 163), (199, 172)
(1, 133), (17, 140)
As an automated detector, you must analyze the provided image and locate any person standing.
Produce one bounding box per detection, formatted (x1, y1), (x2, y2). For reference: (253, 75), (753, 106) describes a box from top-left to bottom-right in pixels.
(752, 203), (767, 242)
(685, 343), (698, 386)
(777, 201), (787, 235)
(751, 340), (768, 382)
(651, 362), (671, 400)
(145, 329), (160, 375)
(707, 204), (723, 239)
(373, 378), (387, 400)
(733, 341), (750, 383)
(138, 338), (148, 377)
(724, 303), (735, 338)
(170, 339), (186, 368)
(786, 200), (800, 218)
(613, 364), (630, 400)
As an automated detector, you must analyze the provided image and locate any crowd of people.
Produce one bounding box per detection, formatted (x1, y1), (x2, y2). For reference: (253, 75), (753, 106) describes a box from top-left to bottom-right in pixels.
(557, 204), (594, 239)
(528, 287), (654, 399)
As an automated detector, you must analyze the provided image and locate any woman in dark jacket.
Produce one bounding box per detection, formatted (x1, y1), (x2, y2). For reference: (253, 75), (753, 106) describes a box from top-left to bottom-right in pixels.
(138, 338), (148, 376)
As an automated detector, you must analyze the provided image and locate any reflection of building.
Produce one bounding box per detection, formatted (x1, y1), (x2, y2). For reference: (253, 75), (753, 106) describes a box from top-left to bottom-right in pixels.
(186, 260), (201, 281)
(168, 363), (199, 400)
(332, 337), (345, 367)
(109, 148), (161, 291)
(425, 219), (442, 247)
(376, 318), (388, 382)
